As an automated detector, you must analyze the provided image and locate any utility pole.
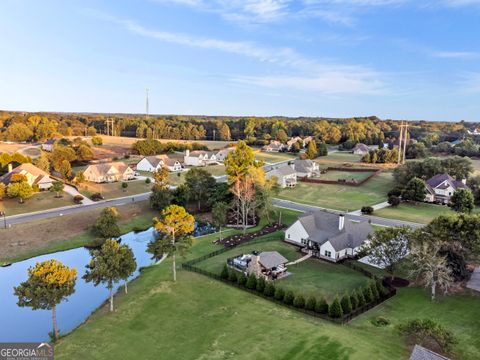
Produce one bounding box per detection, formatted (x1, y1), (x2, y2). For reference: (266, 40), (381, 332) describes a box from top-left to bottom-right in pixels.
(213, 129), (216, 141)
(402, 122), (408, 164)
(397, 121), (403, 165)
(145, 88), (149, 120)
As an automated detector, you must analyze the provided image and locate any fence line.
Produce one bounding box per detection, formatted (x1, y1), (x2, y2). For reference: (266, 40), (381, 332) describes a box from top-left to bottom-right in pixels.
(300, 167), (382, 187)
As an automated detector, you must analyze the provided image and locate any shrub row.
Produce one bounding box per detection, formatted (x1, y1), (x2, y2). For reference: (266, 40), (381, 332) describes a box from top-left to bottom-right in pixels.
(220, 265), (390, 320)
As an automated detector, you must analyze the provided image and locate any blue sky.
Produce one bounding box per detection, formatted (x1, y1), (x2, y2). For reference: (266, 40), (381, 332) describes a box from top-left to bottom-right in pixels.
(0, 0), (479, 121)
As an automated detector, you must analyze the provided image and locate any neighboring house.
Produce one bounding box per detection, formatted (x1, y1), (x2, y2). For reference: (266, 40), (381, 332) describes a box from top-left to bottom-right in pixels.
(286, 136), (303, 150)
(409, 345), (450, 360)
(228, 251), (288, 280)
(262, 140), (285, 152)
(449, 139), (462, 147)
(467, 128), (480, 136)
(136, 155), (182, 172)
(0, 163), (54, 190)
(293, 159), (319, 178)
(184, 150), (217, 166)
(83, 162), (135, 183)
(352, 143), (370, 155)
(425, 173), (469, 204)
(284, 210), (374, 262)
(215, 147), (235, 162)
(41, 139), (56, 152)
(266, 165), (297, 188)
(303, 136), (313, 146)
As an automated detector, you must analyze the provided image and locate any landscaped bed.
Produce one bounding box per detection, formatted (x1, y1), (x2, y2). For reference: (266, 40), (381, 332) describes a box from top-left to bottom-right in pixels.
(277, 172), (395, 211)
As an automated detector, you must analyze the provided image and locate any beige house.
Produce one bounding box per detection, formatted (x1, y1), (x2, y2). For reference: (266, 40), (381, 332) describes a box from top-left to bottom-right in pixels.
(353, 143), (370, 155)
(425, 173), (468, 204)
(136, 155), (182, 172)
(266, 165), (297, 188)
(83, 162), (135, 183)
(184, 150), (217, 166)
(0, 163), (54, 190)
(293, 159), (319, 178)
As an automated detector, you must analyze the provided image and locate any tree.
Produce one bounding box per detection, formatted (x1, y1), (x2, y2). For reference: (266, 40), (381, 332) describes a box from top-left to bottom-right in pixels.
(76, 144), (94, 162)
(3, 123), (33, 141)
(363, 285), (373, 303)
(224, 140), (260, 183)
(315, 297), (329, 314)
(401, 177), (426, 202)
(350, 290), (359, 310)
(388, 195), (401, 207)
(14, 259), (77, 340)
(50, 181), (64, 198)
(185, 168), (216, 210)
(121, 182), (128, 192)
(118, 244), (136, 294)
(340, 293), (352, 314)
(59, 160), (72, 180)
(218, 123), (231, 141)
(274, 287), (285, 300)
(305, 141), (317, 159)
(264, 282), (275, 297)
(397, 319), (457, 354)
(0, 183), (5, 200)
(212, 202), (228, 240)
(256, 277), (266, 293)
(364, 227), (411, 279)
(246, 274), (257, 289)
(409, 241), (453, 301)
(83, 239), (129, 312)
(283, 290), (294, 305)
(317, 142), (328, 157)
(7, 181), (34, 203)
(305, 296), (316, 311)
(150, 185), (173, 211)
(75, 171), (85, 185)
(152, 167), (170, 189)
(171, 184), (189, 206)
(36, 151), (50, 172)
(91, 136), (103, 145)
(152, 205), (195, 282)
(92, 207), (120, 239)
(450, 188), (474, 213)
(328, 297), (343, 318)
(256, 177), (278, 224)
(51, 146), (76, 171)
(293, 295), (305, 308)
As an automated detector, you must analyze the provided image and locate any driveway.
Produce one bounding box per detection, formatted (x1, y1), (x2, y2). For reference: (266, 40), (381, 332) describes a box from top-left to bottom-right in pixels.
(63, 184), (94, 205)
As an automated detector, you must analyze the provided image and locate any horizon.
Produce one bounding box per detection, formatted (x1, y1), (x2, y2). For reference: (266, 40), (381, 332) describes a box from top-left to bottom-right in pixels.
(1, 1), (479, 121)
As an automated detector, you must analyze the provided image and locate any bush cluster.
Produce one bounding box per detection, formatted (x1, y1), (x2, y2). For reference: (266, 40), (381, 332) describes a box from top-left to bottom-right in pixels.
(221, 268), (391, 320)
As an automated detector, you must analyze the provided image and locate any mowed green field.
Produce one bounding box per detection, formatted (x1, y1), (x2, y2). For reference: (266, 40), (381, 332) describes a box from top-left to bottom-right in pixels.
(79, 180), (152, 199)
(55, 229), (480, 360)
(196, 233), (368, 301)
(254, 151), (297, 164)
(277, 172), (394, 211)
(374, 203), (454, 224)
(0, 191), (73, 216)
(317, 152), (363, 166)
(319, 170), (375, 182)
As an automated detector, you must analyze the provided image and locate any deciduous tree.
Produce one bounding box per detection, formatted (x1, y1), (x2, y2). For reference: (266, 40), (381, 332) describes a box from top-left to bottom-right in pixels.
(92, 207), (120, 239)
(450, 188), (474, 213)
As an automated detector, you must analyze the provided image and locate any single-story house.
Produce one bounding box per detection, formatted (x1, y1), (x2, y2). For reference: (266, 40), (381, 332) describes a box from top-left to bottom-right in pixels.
(215, 147), (235, 162)
(266, 165), (297, 188)
(0, 163), (54, 190)
(284, 210), (374, 262)
(228, 251), (288, 280)
(136, 155), (182, 172)
(286, 136), (303, 150)
(262, 141), (285, 152)
(409, 345), (450, 360)
(41, 139), (56, 152)
(353, 143), (370, 156)
(184, 150), (217, 166)
(425, 173), (469, 204)
(83, 162), (135, 183)
(293, 159), (319, 178)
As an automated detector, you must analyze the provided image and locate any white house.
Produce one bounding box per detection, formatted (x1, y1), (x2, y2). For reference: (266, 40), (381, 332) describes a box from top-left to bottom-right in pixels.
(83, 162), (135, 183)
(293, 159), (319, 178)
(41, 139), (56, 152)
(266, 165), (297, 188)
(286, 136), (303, 150)
(425, 173), (469, 204)
(215, 147), (235, 162)
(136, 155), (182, 172)
(284, 210), (374, 262)
(262, 141), (285, 152)
(352, 143), (370, 155)
(184, 150), (218, 166)
(0, 163), (54, 190)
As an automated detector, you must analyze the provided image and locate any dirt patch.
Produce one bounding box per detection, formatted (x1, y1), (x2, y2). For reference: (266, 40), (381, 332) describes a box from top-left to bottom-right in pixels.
(0, 201), (153, 261)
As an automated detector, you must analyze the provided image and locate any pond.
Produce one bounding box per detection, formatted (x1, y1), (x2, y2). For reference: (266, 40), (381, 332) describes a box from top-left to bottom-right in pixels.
(0, 228), (157, 342)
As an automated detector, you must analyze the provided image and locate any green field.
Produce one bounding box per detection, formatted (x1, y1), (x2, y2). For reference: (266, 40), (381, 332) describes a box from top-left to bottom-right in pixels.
(317, 152), (363, 166)
(0, 191), (73, 216)
(319, 170), (375, 182)
(277, 172), (394, 211)
(55, 229), (480, 360)
(79, 180), (152, 199)
(374, 203), (455, 224)
(196, 233), (369, 301)
(254, 151), (296, 164)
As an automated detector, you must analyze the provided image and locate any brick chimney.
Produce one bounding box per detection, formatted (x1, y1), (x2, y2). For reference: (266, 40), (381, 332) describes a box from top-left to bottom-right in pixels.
(338, 214), (345, 230)
(8, 163), (13, 173)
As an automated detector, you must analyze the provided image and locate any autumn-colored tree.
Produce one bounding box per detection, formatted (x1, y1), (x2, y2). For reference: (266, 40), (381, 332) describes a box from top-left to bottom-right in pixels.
(59, 160), (72, 180)
(83, 239), (131, 312)
(75, 171), (85, 184)
(305, 140), (317, 159)
(76, 144), (94, 162)
(7, 182), (34, 203)
(185, 168), (216, 210)
(36, 151), (50, 172)
(51, 146), (76, 171)
(10, 173), (28, 183)
(218, 123), (231, 141)
(0, 183), (5, 200)
(231, 175), (256, 234)
(152, 167), (170, 189)
(14, 259), (77, 340)
(152, 205), (195, 281)
(224, 141), (260, 183)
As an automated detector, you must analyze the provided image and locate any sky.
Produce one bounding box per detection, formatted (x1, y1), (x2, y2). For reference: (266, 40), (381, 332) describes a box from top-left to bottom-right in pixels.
(0, 1), (479, 121)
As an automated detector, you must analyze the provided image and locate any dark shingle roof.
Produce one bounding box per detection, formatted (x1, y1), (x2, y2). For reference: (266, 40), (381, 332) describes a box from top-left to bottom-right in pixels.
(409, 345), (450, 360)
(297, 210), (373, 251)
(294, 159), (315, 173)
(426, 173), (468, 190)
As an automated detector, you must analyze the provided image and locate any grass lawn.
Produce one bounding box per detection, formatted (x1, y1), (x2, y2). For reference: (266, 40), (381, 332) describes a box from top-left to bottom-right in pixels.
(196, 164), (226, 176)
(254, 151), (296, 164)
(318, 170), (375, 182)
(373, 203), (455, 224)
(196, 233), (369, 301)
(0, 191), (73, 216)
(55, 234), (480, 360)
(79, 179), (152, 199)
(317, 152), (363, 166)
(277, 172), (394, 211)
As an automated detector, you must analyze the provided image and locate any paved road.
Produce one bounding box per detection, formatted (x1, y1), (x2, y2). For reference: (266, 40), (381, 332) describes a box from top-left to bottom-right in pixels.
(273, 199), (422, 229)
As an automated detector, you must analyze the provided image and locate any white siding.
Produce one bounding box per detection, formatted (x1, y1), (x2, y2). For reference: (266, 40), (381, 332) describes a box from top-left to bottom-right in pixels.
(319, 241), (336, 260)
(284, 220), (309, 246)
(136, 158), (160, 172)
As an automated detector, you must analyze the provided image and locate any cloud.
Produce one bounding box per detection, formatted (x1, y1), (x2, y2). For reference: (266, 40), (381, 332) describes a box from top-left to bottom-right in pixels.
(100, 14), (385, 94)
(431, 50), (480, 59)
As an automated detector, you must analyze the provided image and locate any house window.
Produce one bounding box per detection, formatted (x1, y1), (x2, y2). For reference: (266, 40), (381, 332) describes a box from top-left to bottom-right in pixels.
(324, 250), (332, 257)
(287, 233), (291, 239)
(301, 238), (307, 245)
